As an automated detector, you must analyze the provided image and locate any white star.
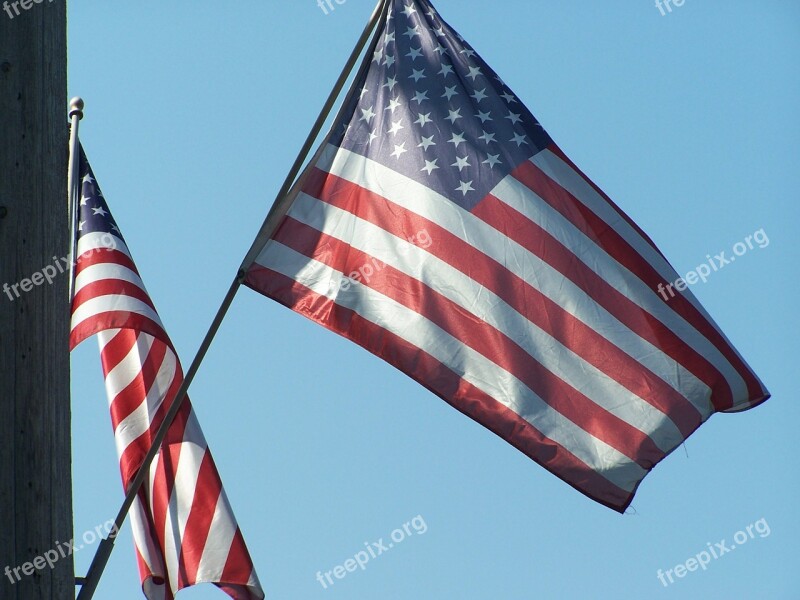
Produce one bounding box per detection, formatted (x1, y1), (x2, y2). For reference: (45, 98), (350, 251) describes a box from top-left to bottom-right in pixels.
(402, 3), (417, 17)
(421, 159), (440, 175)
(110, 223), (119, 233)
(404, 25), (420, 39)
(435, 25), (446, 37)
(406, 47), (423, 60)
(466, 66), (482, 81)
(359, 105), (376, 123)
(433, 43), (448, 56)
(448, 131), (466, 148)
(501, 91), (518, 103)
(425, 8), (437, 19)
(415, 112), (433, 126)
(388, 119), (404, 136)
(442, 86), (458, 100)
(81, 174), (94, 185)
(470, 88), (488, 103)
(79, 194), (89, 206)
(475, 110), (492, 123)
(460, 48), (476, 57)
(78, 220), (85, 231)
(412, 90), (429, 104)
(384, 54), (396, 68)
(360, 85), (369, 99)
(384, 31), (396, 44)
(438, 63), (454, 78)
(478, 130), (496, 143)
(505, 111), (522, 125)
(455, 180), (475, 195)
(417, 135), (436, 150)
(510, 132), (528, 146)
(390, 143), (407, 159)
(368, 131), (378, 144)
(452, 156), (471, 170)
(383, 75), (398, 91)
(91, 206), (108, 217)
(385, 97), (402, 113)
(372, 47), (383, 64)
(483, 154), (502, 168)
(409, 68), (426, 82)
(445, 108), (462, 123)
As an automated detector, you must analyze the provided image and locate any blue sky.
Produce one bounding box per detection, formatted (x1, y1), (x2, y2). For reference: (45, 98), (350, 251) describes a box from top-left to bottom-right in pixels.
(66, 1), (798, 598)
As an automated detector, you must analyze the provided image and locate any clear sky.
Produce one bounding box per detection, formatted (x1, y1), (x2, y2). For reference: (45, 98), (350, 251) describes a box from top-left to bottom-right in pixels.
(66, 1), (798, 598)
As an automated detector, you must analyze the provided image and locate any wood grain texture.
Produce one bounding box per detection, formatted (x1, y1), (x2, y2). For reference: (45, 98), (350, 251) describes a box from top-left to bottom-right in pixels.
(0, 1), (73, 598)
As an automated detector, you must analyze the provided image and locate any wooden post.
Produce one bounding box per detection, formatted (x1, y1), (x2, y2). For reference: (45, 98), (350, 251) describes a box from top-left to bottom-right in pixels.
(0, 1), (73, 599)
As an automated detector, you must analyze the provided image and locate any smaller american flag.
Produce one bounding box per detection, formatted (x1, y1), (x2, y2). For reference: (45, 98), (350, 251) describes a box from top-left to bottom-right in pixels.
(70, 146), (263, 600)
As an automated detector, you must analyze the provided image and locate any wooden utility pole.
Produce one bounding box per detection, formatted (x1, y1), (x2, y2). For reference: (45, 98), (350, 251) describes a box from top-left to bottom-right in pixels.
(0, 1), (73, 599)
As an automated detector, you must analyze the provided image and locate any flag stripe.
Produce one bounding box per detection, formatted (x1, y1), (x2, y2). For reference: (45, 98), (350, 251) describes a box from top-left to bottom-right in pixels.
(299, 166), (711, 433)
(246, 263), (638, 508)
(253, 240), (648, 491)
(274, 214), (674, 463)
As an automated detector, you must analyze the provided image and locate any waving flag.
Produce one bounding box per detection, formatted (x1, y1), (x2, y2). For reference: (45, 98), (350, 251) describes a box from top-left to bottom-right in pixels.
(243, 0), (769, 511)
(70, 146), (264, 599)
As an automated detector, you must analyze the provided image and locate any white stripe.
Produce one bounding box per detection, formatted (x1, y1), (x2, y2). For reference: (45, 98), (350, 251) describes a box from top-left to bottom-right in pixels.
(71, 294), (164, 334)
(286, 192), (688, 451)
(309, 144), (747, 405)
(530, 150), (726, 337)
(97, 330), (155, 405)
(74, 261), (148, 296)
(76, 231), (128, 259)
(196, 490), (238, 584)
(259, 240), (646, 492)
(491, 175), (714, 416)
(130, 495), (166, 586)
(107, 344), (179, 456)
(161, 419), (207, 593)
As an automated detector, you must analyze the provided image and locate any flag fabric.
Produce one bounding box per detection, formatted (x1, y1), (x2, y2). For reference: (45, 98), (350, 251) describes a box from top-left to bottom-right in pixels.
(70, 146), (264, 600)
(243, 0), (769, 512)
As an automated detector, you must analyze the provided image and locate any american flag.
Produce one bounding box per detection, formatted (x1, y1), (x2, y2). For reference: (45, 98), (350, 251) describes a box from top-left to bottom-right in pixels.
(70, 146), (264, 599)
(244, 0), (769, 511)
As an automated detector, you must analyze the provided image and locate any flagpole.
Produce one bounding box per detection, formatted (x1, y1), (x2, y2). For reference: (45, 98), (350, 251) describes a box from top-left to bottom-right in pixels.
(75, 1), (391, 597)
(67, 96), (84, 302)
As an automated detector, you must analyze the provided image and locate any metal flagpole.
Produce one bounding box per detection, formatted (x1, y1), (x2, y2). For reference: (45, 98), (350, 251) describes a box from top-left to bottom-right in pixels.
(75, 1), (391, 597)
(67, 96), (84, 302)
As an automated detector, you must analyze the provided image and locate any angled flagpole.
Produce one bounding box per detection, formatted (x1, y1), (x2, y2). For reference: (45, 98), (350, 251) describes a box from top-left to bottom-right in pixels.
(75, 1), (391, 597)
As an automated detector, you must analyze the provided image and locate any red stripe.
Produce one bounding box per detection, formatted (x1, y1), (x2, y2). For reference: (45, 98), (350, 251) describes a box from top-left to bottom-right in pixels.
(74, 247), (140, 279)
(72, 278), (157, 315)
(70, 311), (168, 350)
(219, 528), (258, 594)
(274, 216), (666, 466)
(246, 265), (635, 511)
(472, 194), (710, 431)
(301, 168), (705, 431)
(546, 143), (663, 254)
(177, 450), (222, 586)
(107, 335), (169, 430)
(512, 157), (765, 407)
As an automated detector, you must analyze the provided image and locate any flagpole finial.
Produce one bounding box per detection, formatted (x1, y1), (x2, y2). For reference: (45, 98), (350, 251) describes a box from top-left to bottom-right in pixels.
(69, 96), (84, 120)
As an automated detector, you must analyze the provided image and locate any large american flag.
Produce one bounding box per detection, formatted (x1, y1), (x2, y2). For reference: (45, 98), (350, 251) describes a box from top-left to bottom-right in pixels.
(244, 0), (769, 512)
(70, 146), (264, 599)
